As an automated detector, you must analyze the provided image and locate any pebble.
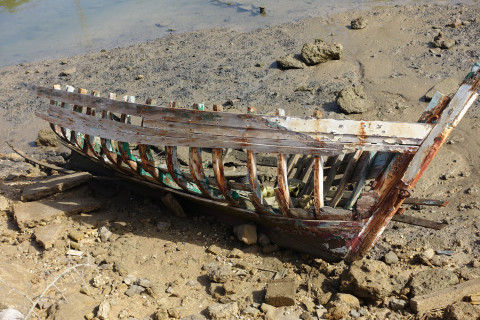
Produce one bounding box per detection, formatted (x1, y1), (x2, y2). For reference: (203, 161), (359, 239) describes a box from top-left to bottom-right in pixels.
(351, 16), (368, 29)
(350, 310), (361, 318)
(384, 251), (399, 265)
(390, 298), (407, 311)
(124, 274), (137, 285)
(227, 248), (244, 258)
(136, 74), (145, 80)
(137, 278), (152, 288)
(99, 226), (112, 242)
(97, 300), (111, 320)
(125, 284), (144, 297)
(207, 264), (234, 283)
(421, 248), (435, 260)
(69, 230), (85, 242)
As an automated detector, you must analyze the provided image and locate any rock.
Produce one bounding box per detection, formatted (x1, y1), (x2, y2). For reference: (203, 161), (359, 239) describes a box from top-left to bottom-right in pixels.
(96, 300), (110, 320)
(341, 259), (394, 300)
(328, 293), (360, 309)
(207, 302), (239, 320)
(300, 39), (343, 65)
(243, 306), (260, 317)
(34, 223), (63, 249)
(276, 54), (305, 69)
(421, 248), (435, 260)
(336, 85), (370, 114)
(206, 264), (234, 283)
(351, 16), (368, 29)
(260, 304), (276, 320)
(227, 248), (244, 258)
(0, 196), (11, 213)
(59, 66), (76, 76)
(154, 308), (169, 320)
(21, 172), (93, 201)
(156, 221), (171, 231)
(425, 78), (459, 101)
(433, 32), (455, 49)
(448, 18), (462, 28)
(390, 298), (407, 311)
(135, 74), (144, 80)
(13, 191), (102, 230)
(69, 230), (85, 242)
(207, 244), (223, 255)
(0, 308), (24, 320)
(161, 193), (186, 218)
(258, 233), (271, 247)
(410, 269), (459, 297)
(233, 224), (257, 245)
(123, 274), (137, 285)
(98, 226), (112, 242)
(35, 129), (59, 147)
(262, 244), (280, 254)
(326, 293), (360, 319)
(125, 284), (144, 297)
(384, 251), (399, 265)
(443, 302), (480, 320)
(137, 278), (151, 288)
(265, 278), (296, 307)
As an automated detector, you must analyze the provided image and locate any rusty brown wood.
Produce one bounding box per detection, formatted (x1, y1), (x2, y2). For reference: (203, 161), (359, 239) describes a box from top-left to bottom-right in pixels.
(38, 106), (422, 156)
(70, 88), (88, 149)
(247, 150), (272, 215)
(286, 154), (300, 178)
(82, 90), (102, 158)
(211, 104), (239, 206)
(329, 150), (363, 207)
(347, 67), (480, 262)
(312, 156), (324, 218)
(117, 96), (138, 172)
(165, 101), (191, 192)
(275, 153), (292, 217)
(139, 99), (160, 180)
(100, 93), (120, 166)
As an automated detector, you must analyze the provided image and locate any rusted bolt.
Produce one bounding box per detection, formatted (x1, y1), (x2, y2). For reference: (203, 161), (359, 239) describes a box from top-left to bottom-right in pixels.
(398, 188), (411, 199)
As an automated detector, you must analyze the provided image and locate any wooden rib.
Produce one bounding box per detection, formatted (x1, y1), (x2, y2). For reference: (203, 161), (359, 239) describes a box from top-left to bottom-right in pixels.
(286, 154), (301, 177)
(329, 150), (363, 207)
(166, 101), (192, 193)
(139, 98), (160, 180)
(323, 154), (345, 194)
(344, 151), (376, 210)
(59, 85), (75, 141)
(247, 150), (271, 215)
(188, 103), (219, 199)
(275, 153), (292, 217)
(70, 88), (88, 149)
(117, 96), (138, 172)
(49, 85), (64, 138)
(312, 156), (324, 218)
(83, 90), (102, 158)
(212, 105), (239, 206)
(100, 93), (120, 166)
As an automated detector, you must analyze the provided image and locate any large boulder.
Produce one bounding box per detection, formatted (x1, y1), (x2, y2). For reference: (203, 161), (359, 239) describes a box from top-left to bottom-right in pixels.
(301, 39), (343, 65)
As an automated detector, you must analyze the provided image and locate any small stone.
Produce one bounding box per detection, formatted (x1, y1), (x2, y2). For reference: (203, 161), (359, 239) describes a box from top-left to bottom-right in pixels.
(207, 244), (223, 255)
(180, 315), (207, 320)
(276, 54), (305, 70)
(265, 278), (296, 307)
(123, 274), (137, 285)
(384, 251), (399, 265)
(59, 67), (76, 76)
(448, 18), (462, 28)
(137, 278), (151, 288)
(421, 248), (435, 260)
(233, 224), (257, 245)
(207, 302), (239, 320)
(36, 129), (59, 147)
(443, 301), (480, 320)
(135, 74), (144, 80)
(390, 298), (407, 311)
(336, 85), (370, 114)
(34, 223), (63, 249)
(97, 300), (110, 320)
(207, 264), (234, 283)
(156, 221), (171, 231)
(125, 284), (144, 297)
(99, 226), (112, 242)
(154, 308), (169, 320)
(0, 308), (24, 320)
(350, 310), (361, 318)
(351, 16), (368, 29)
(85, 312), (95, 320)
(258, 233), (271, 247)
(69, 230), (85, 242)
(227, 248), (244, 258)
(328, 293), (360, 309)
(243, 306), (260, 317)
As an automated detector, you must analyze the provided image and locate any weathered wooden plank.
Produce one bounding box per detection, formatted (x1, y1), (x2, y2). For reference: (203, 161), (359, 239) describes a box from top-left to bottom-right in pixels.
(344, 151), (376, 210)
(323, 154), (345, 194)
(276, 153), (292, 217)
(312, 156), (325, 218)
(21, 172), (93, 201)
(38, 108), (421, 155)
(391, 214), (446, 230)
(329, 150), (363, 207)
(99, 93), (120, 166)
(35, 86), (433, 141)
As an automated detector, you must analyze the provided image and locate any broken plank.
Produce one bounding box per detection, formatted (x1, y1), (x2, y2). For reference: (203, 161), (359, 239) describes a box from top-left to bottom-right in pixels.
(21, 172), (93, 201)
(410, 278), (480, 314)
(391, 214), (446, 230)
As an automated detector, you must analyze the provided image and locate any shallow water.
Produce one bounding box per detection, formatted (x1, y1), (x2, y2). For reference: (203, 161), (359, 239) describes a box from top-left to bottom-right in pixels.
(0, 0), (476, 67)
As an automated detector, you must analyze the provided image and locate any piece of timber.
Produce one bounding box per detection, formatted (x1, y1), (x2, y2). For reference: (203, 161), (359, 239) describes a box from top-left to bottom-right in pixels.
(391, 214), (446, 230)
(312, 156), (325, 218)
(330, 150), (363, 207)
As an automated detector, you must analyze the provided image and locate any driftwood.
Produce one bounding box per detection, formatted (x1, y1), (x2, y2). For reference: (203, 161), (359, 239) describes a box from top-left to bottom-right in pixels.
(410, 278), (480, 314)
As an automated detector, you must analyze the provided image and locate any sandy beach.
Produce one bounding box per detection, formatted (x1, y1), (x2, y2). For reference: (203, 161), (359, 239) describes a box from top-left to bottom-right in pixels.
(1, 3), (480, 319)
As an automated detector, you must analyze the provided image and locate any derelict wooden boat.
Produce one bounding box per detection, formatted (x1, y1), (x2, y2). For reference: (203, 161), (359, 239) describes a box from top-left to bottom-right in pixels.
(32, 63), (480, 262)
